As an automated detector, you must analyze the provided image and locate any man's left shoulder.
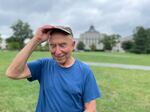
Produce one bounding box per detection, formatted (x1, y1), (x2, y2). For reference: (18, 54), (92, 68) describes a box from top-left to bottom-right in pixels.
(75, 59), (91, 74)
(76, 59), (90, 68)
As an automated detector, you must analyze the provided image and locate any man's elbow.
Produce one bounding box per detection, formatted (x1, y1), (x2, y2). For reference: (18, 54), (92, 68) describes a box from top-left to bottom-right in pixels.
(84, 106), (96, 112)
(5, 69), (18, 80)
(84, 109), (96, 112)
(93, 109), (97, 112)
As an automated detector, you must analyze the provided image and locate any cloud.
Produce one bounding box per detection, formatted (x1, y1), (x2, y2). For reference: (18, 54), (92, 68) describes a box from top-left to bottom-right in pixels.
(0, 0), (150, 39)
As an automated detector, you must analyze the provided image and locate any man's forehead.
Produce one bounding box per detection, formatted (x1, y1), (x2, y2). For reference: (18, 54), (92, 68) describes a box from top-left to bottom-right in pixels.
(49, 42), (67, 45)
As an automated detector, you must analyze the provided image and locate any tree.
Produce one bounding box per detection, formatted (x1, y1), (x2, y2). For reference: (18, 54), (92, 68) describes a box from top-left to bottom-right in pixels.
(121, 40), (134, 52)
(6, 42), (20, 50)
(35, 42), (49, 51)
(77, 41), (85, 50)
(132, 26), (148, 54)
(145, 28), (150, 53)
(101, 34), (120, 51)
(0, 34), (2, 49)
(6, 19), (33, 50)
(90, 43), (96, 51)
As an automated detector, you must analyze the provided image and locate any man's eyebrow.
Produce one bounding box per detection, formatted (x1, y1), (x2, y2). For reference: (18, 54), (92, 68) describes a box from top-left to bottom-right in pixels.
(59, 42), (67, 45)
(49, 43), (55, 46)
(49, 43), (66, 46)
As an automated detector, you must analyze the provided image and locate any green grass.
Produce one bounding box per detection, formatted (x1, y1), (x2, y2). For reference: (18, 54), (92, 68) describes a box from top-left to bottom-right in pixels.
(0, 50), (150, 112)
(93, 67), (150, 112)
(1, 50), (150, 66)
(73, 52), (150, 66)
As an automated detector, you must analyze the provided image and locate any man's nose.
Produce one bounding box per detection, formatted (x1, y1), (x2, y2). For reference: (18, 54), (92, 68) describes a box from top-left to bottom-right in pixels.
(55, 46), (61, 56)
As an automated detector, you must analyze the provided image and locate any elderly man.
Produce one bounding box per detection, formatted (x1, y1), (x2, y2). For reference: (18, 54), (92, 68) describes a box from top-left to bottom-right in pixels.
(6, 25), (101, 112)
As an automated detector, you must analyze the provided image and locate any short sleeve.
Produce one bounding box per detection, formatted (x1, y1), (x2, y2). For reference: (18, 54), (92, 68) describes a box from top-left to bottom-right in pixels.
(83, 69), (101, 103)
(27, 59), (43, 82)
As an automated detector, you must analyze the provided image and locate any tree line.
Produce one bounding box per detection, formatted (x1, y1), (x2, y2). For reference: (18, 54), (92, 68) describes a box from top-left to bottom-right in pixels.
(0, 20), (48, 51)
(77, 26), (150, 54)
(122, 26), (150, 54)
(0, 20), (150, 54)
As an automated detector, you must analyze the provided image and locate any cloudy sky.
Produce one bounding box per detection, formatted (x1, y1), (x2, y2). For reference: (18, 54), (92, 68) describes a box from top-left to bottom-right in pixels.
(0, 0), (150, 39)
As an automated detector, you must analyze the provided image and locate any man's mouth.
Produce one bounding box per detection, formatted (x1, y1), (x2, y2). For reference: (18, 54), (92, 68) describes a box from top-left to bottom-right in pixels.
(55, 55), (65, 60)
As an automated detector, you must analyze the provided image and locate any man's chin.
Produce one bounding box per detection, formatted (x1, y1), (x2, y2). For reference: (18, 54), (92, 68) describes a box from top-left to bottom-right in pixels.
(56, 59), (66, 65)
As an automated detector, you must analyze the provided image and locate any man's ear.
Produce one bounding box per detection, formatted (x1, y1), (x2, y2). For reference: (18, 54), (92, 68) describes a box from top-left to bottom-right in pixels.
(48, 35), (52, 43)
(72, 40), (76, 51)
(72, 40), (76, 47)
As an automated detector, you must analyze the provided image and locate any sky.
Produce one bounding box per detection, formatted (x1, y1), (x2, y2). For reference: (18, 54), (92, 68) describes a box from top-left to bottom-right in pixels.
(0, 0), (150, 39)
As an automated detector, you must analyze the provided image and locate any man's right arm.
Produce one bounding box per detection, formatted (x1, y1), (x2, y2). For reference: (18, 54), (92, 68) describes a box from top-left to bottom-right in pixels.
(6, 38), (41, 79)
(6, 25), (54, 79)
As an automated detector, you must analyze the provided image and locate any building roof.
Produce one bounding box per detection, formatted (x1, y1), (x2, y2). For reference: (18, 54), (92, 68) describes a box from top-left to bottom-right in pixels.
(120, 35), (133, 42)
(85, 25), (99, 33)
(80, 25), (105, 39)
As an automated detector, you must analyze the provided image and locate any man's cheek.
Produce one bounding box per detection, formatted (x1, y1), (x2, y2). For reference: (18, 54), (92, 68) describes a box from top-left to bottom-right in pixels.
(61, 48), (70, 52)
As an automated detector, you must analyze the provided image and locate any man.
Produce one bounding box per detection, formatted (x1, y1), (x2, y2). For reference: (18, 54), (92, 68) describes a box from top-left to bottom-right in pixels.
(6, 25), (101, 112)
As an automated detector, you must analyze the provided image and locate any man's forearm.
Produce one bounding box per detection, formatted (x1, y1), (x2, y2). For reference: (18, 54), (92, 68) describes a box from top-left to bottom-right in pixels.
(6, 38), (40, 78)
(84, 100), (96, 112)
(84, 110), (96, 112)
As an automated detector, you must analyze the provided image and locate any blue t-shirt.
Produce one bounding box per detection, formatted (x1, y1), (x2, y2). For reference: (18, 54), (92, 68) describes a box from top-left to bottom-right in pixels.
(27, 58), (101, 112)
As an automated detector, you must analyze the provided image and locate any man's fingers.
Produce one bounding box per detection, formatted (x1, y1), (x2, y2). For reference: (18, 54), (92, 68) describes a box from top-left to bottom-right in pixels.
(41, 25), (55, 33)
(42, 25), (55, 30)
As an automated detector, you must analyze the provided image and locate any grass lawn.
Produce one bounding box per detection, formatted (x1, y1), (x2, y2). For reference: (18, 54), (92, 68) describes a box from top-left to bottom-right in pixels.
(0, 50), (150, 112)
(1, 50), (150, 66)
(73, 52), (150, 66)
(93, 67), (150, 112)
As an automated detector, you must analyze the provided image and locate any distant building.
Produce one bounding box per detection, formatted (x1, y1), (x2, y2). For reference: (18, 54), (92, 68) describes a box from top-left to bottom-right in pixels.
(77, 25), (134, 52)
(112, 35), (133, 52)
(120, 35), (133, 42)
(0, 39), (6, 49)
(78, 25), (105, 50)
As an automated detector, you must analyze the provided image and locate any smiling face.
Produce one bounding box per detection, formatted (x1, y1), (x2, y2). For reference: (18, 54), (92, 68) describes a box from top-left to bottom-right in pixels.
(48, 32), (75, 67)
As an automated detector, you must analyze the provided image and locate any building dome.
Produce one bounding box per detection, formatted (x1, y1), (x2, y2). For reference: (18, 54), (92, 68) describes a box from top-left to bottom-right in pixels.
(86, 25), (99, 33)
(79, 25), (104, 50)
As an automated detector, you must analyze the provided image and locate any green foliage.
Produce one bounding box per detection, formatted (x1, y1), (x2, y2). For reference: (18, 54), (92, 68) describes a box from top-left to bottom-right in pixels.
(6, 42), (20, 50)
(41, 43), (49, 51)
(121, 40), (134, 52)
(6, 19), (33, 50)
(132, 26), (150, 54)
(145, 28), (150, 53)
(101, 34), (120, 51)
(35, 42), (49, 51)
(77, 41), (85, 50)
(0, 34), (2, 49)
(90, 43), (96, 51)
(102, 35), (112, 50)
(0, 34), (2, 41)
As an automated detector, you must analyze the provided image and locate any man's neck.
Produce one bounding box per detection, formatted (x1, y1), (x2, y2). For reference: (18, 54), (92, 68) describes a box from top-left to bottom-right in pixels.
(60, 57), (75, 68)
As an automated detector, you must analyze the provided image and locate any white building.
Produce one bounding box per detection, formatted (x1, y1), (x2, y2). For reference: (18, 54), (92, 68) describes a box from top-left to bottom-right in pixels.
(0, 39), (6, 49)
(79, 25), (105, 50)
(78, 25), (133, 52)
(112, 35), (133, 52)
